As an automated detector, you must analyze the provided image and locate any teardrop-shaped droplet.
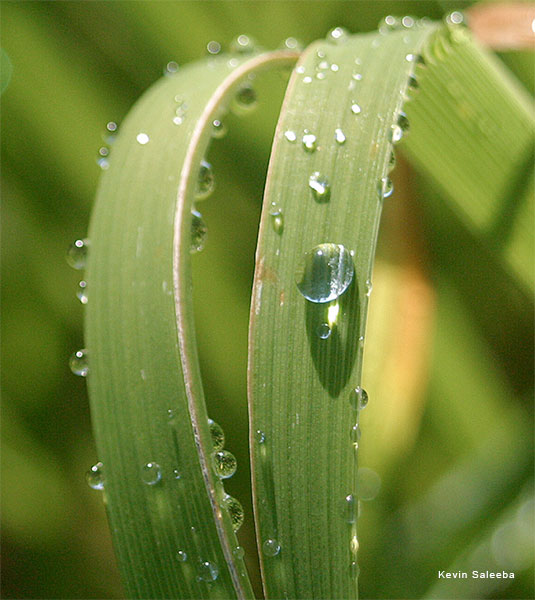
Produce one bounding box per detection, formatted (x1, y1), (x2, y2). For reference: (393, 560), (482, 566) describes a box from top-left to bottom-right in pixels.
(349, 386), (369, 411)
(211, 119), (227, 139)
(263, 538), (281, 557)
(86, 461), (104, 490)
(316, 323), (332, 339)
(197, 560), (219, 582)
(177, 550), (188, 562)
(222, 494), (244, 531)
(334, 128), (346, 144)
(208, 418), (225, 451)
(302, 131), (317, 153)
(295, 243), (354, 304)
(196, 160), (214, 200)
(378, 177), (394, 199)
(308, 172), (331, 203)
(345, 493), (357, 523)
(77, 280), (88, 305)
(141, 462), (162, 486)
(212, 450), (237, 479)
(66, 239), (90, 270)
(190, 210), (207, 254)
(70, 349), (89, 377)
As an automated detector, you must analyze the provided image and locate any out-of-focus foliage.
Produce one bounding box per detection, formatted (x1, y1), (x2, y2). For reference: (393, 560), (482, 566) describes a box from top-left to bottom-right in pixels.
(1, 2), (532, 599)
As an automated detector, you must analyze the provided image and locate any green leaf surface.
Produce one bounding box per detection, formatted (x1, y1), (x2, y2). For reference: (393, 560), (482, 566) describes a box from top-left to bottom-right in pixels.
(85, 50), (296, 599)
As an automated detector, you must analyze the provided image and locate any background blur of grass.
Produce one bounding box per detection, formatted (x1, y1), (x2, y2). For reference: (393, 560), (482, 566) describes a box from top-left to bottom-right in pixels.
(1, 2), (533, 599)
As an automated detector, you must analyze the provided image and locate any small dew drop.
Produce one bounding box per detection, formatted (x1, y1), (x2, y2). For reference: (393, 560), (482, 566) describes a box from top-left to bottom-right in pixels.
(263, 539), (281, 557)
(77, 280), (88, 305)
(284, 130), (297, 143)
(303, 76), (312, 84)
(98, 146), (109, 157)
(351, 102), (362, 115)
(198, 560), (219, 582)
(401, 15), (415, 28)
(141, 462), (162, 486)
(196, 160), (214, 200)
(316, 323), (332, 339)
(136, 132), (150, 145)
(308, 172), (331, 203)
(230, 34), (256, 54)
(190, 210), (208, 254)
(86, 462), (104, 490)
(334, 128), (346, 145)
(445, 10), (465, 26)
(69, 349), (89, 377)
(208, 418), (225, 451)
(350, 423), (361, 448)
(177, 550), (188, 562)
(255, 430), (266, 444)
(349, 386), (369, 411)
(406, 53), (426, 68)
(211, 119), (227, 139)
(408, 75), (419, 92)
(165, 61), (179, 75)
(212, 450), (237, 479)
(345, 494), (357, 523)
(352, 72), (363, 81)
(389, 150), (396, 170)
(233, 546), (245, 560)
(365, 278), (373, 297)
(390, 124), (404, 144)
(66, 238), (90, 270)
(378, 177), (394, 199)
(380, 15), (400, 32)
(234, 84), (257, 111)
(397, 111), (410, 133)
(222, 494), (244, 531)
(106, 121), (118, 133)
(350, 561), (360, 579)
(206, 41), (221, 55)
(302, 131), (317, 153)
(97, 157), (110, 170)
(269, 203), (284, 235)
(327, 26), (350, 44)
(295, 243), (354, 304)
(173, 469), (182, 480)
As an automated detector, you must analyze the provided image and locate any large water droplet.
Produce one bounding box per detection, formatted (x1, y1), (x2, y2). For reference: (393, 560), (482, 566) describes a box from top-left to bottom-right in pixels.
(295, 243), (354, 304)
(191, 210), (207, 254)
(263, 539), (281, 557)
(208, 419), (225, 451)
(77, 280), (88, 305)
(86, 461), (104, 490)
(212, 450), (237, 479)
(141, 462), (162, 485)
(308, 172), (331, 203)
(222, 494), (244, 531)
(198, 560), (219, 582)
(378, 177), (393, 199)
(196, 160), (214, 200)
(177, 550), (188, 562)
(302, 131), (317, 153)
(349, 387), (369, 411)
(316, 323), (332, 339)
(345, 493), (357, 523)
(66, 238), (90, 270)
(70, 349), (89, 377)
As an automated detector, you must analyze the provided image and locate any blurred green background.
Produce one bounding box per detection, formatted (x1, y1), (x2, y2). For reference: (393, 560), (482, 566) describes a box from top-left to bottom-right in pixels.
(1, 1), (533, 599)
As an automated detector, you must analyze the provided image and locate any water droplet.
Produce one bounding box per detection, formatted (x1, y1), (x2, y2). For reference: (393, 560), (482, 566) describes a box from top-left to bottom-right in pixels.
(211, 119), (227, 139)
(390, 124), (404, 144)
(66, 238), (90, 270)
(351, 102), (362, 115)
(295, 243), (354, 304)
(69, 349), (89, 377)
(284, 130), (297, 142)
(357, 467), (381, 501)
(98, 146), (109, 157)
(190, 210), (207, 254)
(222, 494), (244, 531)
(212, 450), (237, 479)
(177, 550), (188, 562)
(379, 15), (400, 33)
(208, 418), (225, 451)
(408, 75), (419, 91)
(350, 534), (360, 554)
(350, 561), (360, 579)
(165, 61), (179, 75)
(445, 10), (465, 26)
(167, 408), (175, 420)
(77, 280), (88, 305)
(206, 41), (221, 55)
(308, 172), (331, 203)
(230, 34), (256, 54)
(334, 128), (346, 145)
(263, 539), (281, 557)
(316, 323), (332, 339)
(195, 160), (214, 200)
(86, 461), (104, 490)
(234, 84), (257, 111)
(255, 430), (265, 444)
(349, 387), (369, 411)
(389, 150), (396, 170)
(97, 157), (110, 170)
(365, 278), (373, 297)
(378, 177), (394, 199)
(198, 560), (219, 582)
(397, 111), (409, 133)
(136, 133), (150, 145)
(350, 423), (361, 447)
(173, 469), (181, 480)
(303, 76), (312, 84)
(302, 131), (317, 153)
(345, 494), (357, 523)
(269, 203), (284, 235)
(406, 53), (426, 68)
(352, 72), (363, 81)
(327, 26), (350, 44)
(141, 462), (162, 485)
(401, 15), (415, 28)
(233, 545), (245, 559)
(106, 121), (118, 133)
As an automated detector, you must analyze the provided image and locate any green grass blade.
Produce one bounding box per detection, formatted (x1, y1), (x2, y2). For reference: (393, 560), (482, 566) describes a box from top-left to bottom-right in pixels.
(85, 50), (296, 599)
(249, 25), (439, 600)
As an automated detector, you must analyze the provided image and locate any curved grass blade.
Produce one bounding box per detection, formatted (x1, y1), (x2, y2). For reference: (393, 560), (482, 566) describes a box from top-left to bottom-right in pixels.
(85, 50), (297, 599)
(249, 25), (440, 600)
